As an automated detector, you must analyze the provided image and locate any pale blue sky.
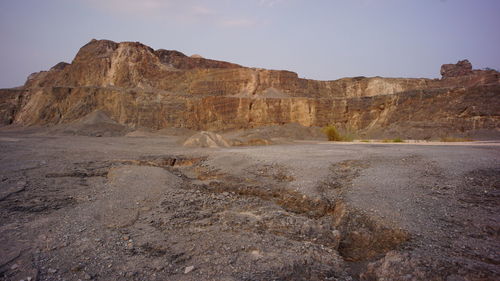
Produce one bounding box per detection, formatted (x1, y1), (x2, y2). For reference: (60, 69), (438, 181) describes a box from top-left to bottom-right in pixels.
(1, 0), (499, 88)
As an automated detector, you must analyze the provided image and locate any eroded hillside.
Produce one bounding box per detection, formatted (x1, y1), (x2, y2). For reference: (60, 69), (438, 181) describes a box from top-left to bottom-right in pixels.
(1, 40), (499, 138)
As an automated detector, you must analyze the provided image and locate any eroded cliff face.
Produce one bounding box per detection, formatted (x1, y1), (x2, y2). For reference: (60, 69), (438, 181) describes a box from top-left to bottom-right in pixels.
(0, 89), (25, 126)
(3, 39), (500, 138)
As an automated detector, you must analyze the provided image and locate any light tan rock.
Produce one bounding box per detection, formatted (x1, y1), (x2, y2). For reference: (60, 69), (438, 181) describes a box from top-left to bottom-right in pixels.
(183, 131), (231, 148)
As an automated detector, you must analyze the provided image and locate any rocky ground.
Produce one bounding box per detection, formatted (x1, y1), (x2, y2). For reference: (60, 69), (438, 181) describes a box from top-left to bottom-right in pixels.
(0, 127), (499, 281)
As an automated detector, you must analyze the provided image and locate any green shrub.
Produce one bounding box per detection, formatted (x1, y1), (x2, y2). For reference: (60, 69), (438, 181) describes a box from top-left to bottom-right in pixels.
(322, 125), (342, 141)
(382, 138), (404, 143)
(322, 125), (360, 142)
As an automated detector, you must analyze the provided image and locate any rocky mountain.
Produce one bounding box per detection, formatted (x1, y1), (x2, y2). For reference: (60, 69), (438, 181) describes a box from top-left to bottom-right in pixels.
(1, 39), (499, 139)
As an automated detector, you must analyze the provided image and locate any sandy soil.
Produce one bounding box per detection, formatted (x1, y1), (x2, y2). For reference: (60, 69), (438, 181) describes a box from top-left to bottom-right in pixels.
(0, 128), (499, 281)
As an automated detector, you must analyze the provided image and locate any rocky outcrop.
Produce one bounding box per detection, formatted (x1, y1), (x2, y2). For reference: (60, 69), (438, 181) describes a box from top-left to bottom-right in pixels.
(0, 89), (25, 125)
(155, 49), (241, 70)
(2, 39), (500, 139)
(50, 62), (70, 71)
(441, 59), (473, 78)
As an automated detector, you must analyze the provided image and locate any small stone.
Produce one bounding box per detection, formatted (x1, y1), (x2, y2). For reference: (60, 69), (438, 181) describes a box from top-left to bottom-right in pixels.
(122, 235), (130, 241)
(125, 271), (138, 277)
(71, 265), (83, 272)
(10, 263), (19, 270)
(184, 265), (195, 274)
(48, 268), (58, 274)
(84, 272), (92, 280)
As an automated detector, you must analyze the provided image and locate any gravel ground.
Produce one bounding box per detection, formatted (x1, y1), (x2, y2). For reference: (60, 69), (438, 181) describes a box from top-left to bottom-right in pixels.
(0, 128), (499, 281)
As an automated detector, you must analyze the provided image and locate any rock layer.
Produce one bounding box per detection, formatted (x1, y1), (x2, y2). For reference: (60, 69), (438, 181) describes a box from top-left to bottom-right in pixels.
(2, 39), (500, 138)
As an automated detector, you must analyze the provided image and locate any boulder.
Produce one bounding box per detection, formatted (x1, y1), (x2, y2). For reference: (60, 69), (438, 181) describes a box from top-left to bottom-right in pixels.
(183, 131), (231, 148)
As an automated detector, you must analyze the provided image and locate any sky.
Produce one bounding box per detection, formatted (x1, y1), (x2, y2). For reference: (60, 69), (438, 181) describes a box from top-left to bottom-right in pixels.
(1, 0), (499, 88)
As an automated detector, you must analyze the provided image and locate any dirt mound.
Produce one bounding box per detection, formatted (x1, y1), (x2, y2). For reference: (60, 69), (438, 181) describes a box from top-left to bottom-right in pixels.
(183, 131), (230, 148)
(53, 110), (130, 137)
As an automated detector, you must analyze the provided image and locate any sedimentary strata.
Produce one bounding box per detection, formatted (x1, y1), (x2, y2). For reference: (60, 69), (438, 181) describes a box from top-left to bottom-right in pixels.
(1, 39), (499, 138)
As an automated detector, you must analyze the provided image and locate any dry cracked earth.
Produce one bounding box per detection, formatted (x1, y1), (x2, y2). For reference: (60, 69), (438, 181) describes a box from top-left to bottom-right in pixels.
(0, 129), (499, 281)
